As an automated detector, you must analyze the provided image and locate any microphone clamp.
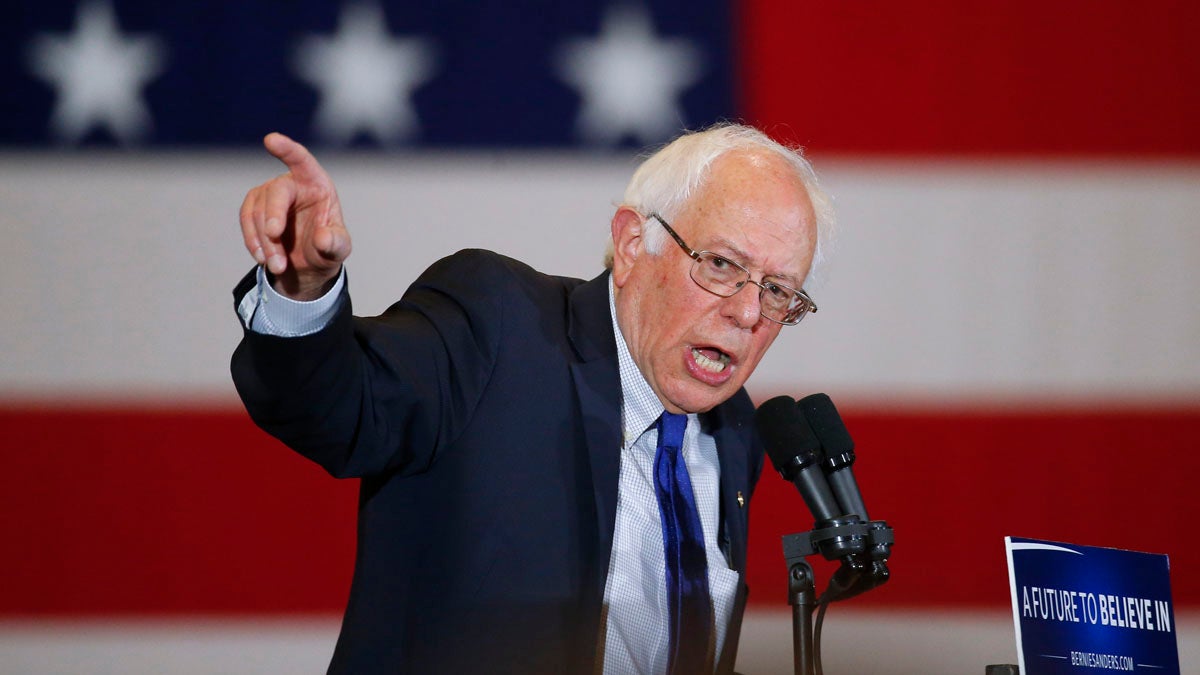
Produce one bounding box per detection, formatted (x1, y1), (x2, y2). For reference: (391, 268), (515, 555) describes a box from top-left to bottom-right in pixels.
(782, 517), (894, 603)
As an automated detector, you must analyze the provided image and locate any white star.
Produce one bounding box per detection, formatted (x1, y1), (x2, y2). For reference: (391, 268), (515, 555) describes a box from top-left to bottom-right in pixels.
(555, 5), (703, 146)
(25, 0), (167, 145)
(293, 3), (436, 145)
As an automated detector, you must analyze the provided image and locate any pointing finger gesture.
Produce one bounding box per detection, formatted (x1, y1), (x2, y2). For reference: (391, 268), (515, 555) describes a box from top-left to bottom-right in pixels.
(239, 132), (352, 300)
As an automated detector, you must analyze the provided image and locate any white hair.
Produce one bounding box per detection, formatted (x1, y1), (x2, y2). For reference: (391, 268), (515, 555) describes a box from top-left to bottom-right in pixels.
(605, 123), (836, 289)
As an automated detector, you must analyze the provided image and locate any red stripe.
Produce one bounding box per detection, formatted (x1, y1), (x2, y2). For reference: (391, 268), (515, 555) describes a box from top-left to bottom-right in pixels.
(2, 405), (1197, 615)
(746, 405), (1200, 609)
(737, 1), (1200, 156)
(0, 407), (356, 616)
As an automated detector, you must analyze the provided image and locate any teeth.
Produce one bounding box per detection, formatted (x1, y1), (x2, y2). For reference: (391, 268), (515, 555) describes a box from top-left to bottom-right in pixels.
(692, 348), (730, 373)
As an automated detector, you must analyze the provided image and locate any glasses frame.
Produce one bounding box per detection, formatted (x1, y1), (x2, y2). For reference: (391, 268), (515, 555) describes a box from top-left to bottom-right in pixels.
(648, 213), (818, 326)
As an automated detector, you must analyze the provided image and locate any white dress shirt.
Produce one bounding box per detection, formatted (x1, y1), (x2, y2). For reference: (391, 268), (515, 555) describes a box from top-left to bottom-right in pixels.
(601, 281), (738, 674)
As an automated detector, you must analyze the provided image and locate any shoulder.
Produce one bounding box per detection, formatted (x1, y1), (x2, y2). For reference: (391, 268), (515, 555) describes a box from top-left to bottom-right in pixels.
(422, 248), (527, 280)
(375, 249), (589, 345)
(412, 248), (585, 312)
(424, 248), (554, 275)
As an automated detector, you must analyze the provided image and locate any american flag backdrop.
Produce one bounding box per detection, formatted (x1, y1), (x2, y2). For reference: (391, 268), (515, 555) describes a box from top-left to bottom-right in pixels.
(2, 1), (1198, 673)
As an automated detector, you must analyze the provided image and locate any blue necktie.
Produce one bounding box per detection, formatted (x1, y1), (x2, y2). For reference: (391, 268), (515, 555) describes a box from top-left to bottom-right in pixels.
(654, 412), (712, 674)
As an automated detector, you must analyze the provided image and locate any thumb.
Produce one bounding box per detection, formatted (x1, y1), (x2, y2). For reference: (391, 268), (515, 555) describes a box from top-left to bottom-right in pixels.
(313, 225), (352, 264)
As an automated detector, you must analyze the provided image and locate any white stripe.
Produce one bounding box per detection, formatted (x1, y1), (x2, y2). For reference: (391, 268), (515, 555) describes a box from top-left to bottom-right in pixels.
(1, 155), (1198, 401)
(5, 610), (1196, 675)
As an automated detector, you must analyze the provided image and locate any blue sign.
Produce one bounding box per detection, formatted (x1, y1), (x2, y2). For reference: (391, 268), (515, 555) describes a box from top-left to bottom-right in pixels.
(1006, 537), (1180, 674)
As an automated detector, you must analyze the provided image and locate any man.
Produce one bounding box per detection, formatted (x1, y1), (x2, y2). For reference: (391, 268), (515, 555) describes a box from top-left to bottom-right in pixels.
(232, 123), (832, 673)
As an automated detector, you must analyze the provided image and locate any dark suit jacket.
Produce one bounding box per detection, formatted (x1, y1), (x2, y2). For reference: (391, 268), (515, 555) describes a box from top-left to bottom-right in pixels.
(231, 249), (765, 674)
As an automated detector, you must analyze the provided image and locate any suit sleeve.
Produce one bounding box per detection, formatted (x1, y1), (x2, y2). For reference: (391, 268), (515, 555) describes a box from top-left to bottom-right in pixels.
(230, 249), (507, 479)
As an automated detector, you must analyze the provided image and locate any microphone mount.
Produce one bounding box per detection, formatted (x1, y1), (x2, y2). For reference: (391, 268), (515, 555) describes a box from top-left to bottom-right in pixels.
(783, 517), (894, 600)
(782, 516), (894, 675)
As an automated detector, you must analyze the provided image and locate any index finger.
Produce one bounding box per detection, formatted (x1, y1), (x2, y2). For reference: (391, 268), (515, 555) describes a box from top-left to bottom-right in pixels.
(263, 132), (326, 185)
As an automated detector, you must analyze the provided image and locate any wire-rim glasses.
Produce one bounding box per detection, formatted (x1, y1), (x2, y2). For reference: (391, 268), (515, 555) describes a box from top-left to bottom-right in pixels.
(648, 213), (817, 326)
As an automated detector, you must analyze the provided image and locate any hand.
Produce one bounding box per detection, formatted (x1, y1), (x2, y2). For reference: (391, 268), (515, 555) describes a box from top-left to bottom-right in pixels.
(239, 132), (352, 300)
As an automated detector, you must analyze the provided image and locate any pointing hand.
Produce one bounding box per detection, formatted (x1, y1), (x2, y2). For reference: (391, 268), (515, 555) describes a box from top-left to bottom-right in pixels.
(239, 133), (351, 300)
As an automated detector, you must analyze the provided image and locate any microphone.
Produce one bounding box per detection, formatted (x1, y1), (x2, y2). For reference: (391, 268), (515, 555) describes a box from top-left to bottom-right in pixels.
(799, 393), (868, 521)
(798, 393), (893, 600)
(754, 395), (843, 525)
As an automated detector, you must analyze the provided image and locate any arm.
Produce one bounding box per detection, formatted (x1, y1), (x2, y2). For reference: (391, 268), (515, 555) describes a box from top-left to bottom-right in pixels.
(231, 251), (505, 480)
(231, 134), (502, 479)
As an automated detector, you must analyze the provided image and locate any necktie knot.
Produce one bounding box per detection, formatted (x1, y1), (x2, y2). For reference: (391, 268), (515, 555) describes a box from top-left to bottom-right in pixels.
(658, 411), (687, 451)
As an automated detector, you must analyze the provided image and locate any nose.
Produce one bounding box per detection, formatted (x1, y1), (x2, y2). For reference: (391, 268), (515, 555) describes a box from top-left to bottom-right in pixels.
(721, 283), (762, 329)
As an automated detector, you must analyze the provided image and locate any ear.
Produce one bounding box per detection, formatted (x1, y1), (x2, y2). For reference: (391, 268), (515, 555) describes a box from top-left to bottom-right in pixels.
(609, 206), (644, 288)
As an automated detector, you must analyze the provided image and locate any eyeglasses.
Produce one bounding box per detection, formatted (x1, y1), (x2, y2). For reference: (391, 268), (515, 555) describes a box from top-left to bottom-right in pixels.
(649, 213), (817, 326)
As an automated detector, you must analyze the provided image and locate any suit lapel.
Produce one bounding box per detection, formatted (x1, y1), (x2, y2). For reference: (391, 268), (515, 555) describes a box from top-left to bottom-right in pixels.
(565, 272), (623, 598)
(706, 399), (754, 573)
(707, 396), (757, 675)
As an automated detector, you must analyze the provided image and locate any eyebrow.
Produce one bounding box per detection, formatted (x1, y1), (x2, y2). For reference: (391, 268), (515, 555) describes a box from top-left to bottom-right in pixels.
(705, 236), (803, 287)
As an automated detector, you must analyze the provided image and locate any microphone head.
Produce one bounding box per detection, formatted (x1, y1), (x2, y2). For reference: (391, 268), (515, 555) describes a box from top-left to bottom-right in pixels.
(755, 395), (822, 479)
(799, 393), (855, 458)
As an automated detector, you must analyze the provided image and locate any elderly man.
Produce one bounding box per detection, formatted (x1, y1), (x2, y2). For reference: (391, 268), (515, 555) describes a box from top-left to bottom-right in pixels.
(232, 124), (832, 674)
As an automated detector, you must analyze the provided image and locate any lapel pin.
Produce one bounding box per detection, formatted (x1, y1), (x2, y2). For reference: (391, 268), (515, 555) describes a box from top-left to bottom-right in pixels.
(736, 491), (745, 508)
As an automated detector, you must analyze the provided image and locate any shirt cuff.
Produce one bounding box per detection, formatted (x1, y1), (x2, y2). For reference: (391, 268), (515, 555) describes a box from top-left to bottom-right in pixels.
(239, 266), (347, 337)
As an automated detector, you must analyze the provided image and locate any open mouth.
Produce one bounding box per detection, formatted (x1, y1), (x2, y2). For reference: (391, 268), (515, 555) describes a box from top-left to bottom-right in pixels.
(691, 346), (732, 374)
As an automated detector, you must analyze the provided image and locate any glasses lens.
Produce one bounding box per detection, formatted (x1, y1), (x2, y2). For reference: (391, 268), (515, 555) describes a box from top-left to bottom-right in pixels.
(759, 281), (793, 319)
(762, 284), (814, 325)
(691, 254), (747, 296)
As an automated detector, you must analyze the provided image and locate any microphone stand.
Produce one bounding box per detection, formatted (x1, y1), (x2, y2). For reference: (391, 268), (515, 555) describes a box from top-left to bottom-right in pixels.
(781, 517), (894, 675)
(787, 557), (818, 675)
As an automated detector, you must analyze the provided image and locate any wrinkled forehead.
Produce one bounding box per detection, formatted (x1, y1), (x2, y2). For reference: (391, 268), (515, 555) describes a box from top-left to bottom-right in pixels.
(679, 151), (817, 276)
(687, 150), (814, 218)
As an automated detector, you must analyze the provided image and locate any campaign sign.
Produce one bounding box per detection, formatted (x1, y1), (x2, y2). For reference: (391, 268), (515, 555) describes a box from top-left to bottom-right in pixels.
(1005, 537), (1179, 674)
